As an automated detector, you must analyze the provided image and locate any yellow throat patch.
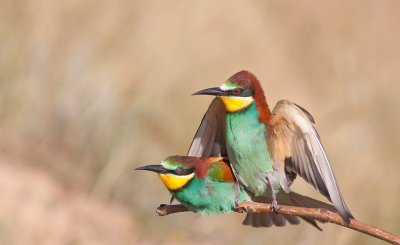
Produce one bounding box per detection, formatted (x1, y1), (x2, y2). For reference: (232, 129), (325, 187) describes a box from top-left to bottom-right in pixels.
(158, 173), (195, 191)
(220, 96), (254, 112)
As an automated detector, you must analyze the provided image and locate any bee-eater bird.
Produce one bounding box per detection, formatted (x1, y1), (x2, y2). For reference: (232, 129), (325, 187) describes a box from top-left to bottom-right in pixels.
(191, 70), (353, 222)
(136, 155), (337, 229)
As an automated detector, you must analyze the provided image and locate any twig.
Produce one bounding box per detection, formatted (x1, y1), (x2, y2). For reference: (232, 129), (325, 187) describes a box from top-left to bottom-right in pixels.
(156, 202), (400, 245)
(156, 204), (189, 215)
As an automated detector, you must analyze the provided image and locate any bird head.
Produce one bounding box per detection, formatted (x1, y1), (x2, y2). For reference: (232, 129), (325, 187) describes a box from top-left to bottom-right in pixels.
(136, 156), (196, 191)
(193, 70), (266, 113)
(136, 156), (234, 191)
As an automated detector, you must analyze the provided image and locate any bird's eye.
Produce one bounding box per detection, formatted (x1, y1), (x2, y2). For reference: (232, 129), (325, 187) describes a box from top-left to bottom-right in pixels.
(232, 88), (242, 95)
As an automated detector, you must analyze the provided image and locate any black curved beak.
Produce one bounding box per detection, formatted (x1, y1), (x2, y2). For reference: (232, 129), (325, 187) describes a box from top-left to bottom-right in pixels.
(192, 87), (226, 96)
(135, 164), (167, 173)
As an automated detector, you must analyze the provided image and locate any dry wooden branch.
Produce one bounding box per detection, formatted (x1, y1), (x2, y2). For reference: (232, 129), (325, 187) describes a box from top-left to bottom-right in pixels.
(156, 204), (189, 215)
(156, 202), (400, 245)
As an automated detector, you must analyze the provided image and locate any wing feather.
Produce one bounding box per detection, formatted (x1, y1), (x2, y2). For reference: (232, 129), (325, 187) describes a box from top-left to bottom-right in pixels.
(187, 98), (227, 157)
(269, 100), (353, 222)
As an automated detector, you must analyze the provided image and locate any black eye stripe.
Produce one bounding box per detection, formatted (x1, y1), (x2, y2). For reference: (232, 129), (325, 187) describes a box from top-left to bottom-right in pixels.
(227, 88), (253, 97)
(168, 167), (194, 176)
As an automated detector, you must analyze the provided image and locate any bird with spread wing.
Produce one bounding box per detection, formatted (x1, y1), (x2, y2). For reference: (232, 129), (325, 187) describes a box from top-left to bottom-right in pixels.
(190, 70), (353, 222)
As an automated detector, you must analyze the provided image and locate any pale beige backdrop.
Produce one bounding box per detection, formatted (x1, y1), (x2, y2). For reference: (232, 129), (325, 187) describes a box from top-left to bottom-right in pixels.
(0, 1), (399, 244)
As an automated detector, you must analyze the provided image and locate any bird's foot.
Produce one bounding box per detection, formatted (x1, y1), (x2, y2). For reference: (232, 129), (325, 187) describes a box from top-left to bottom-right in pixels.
(233, 182), (242, 207)
(270, 200), (281, 213)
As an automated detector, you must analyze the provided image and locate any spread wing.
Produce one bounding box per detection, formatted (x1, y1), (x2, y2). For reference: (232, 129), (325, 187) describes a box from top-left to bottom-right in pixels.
(268, 100), (353, 222)
(187, 98), (227, 157)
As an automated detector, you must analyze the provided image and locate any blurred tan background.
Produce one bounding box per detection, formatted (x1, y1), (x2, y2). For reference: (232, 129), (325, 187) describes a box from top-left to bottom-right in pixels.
(0, 0), (399, 244)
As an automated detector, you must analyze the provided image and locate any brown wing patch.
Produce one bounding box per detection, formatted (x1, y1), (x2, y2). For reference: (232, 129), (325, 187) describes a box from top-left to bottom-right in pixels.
(268, 100), (353, 221)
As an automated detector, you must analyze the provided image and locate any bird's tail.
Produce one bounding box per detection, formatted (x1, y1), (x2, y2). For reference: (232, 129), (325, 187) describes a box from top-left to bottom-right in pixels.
(242, 191), (337, 230)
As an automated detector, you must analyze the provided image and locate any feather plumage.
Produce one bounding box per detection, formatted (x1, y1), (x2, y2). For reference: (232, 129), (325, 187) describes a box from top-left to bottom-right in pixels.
(268, 100), (353, 221)
(190, 70), (353, 223)
(187, 98), (227, 157)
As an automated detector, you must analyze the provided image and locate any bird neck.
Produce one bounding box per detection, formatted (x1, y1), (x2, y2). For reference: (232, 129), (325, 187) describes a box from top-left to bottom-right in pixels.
(226, 99), (270, 128)
(251, 82), (272, 126)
